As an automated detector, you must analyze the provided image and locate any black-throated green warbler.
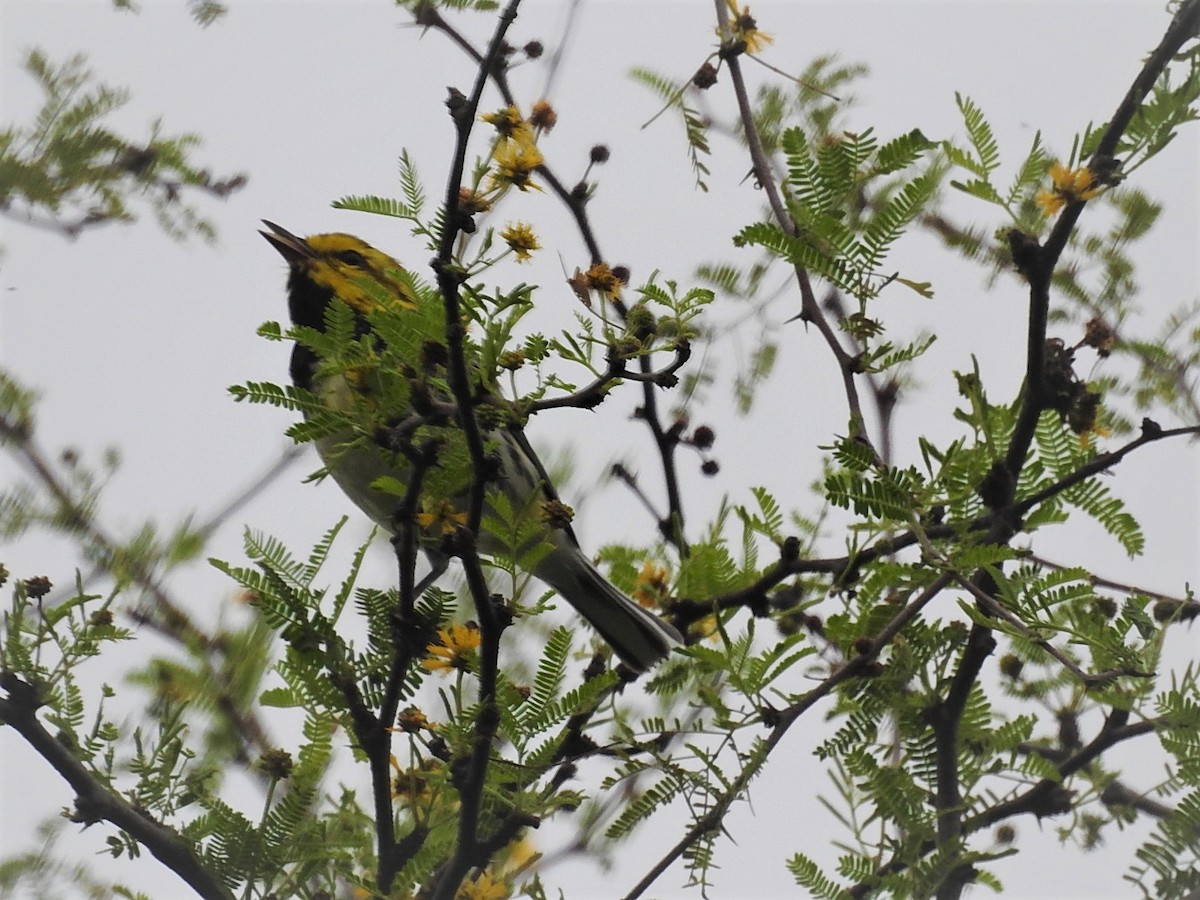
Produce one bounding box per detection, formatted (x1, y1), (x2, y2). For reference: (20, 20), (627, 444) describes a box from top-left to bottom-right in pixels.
(261, 221), (682, 671)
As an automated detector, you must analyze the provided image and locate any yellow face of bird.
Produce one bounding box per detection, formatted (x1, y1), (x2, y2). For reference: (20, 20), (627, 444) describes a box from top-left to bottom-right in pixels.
(261, 221), (419, 326)
(302, 233), (417, 315)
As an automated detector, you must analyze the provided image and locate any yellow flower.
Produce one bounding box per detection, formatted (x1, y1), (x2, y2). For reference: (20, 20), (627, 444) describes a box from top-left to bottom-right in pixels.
(632, 560), (671, 608)
(500, 222), (541, 262)
(416, 499), (469, 536)
(490, 136), (544, 192)
(1035, 161), (1101, 216)
(501, 836), (539, 876)
(456, 871), (509, 900)
(1078, 423), (1112, 450)
(724, 0), (773, 55)
(585, 262), (622, 300)
(393, 706), (436, 733)
(459, 186), (492, 214)
(389, 755), (443, 804)
(422, 623), (481, 674)
(342, 361), (381, 396)
(691, 613), (722, 643)
(482, 106), (526, 138)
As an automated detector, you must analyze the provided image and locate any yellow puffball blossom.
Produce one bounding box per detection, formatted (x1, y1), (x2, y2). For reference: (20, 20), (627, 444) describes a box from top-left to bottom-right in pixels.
(490, 135), (544, 192)
(1035, 162), (1101, 216)
(482, 105), (526, 138)
(724, 0), (773, 55)
(585, 261), (622, 301)
(692, 613), (721, 643)
(389, 755), (442, 804)
(422, 623), (481, 674)
(632, 560), (671, 608)
(500, 222), (541, 262)
(501, 836), (539, 877)
(459, 186), (492, 214)
(482, 106), (543, 191)
(1078, 422), (1112, 450)
(416, 498), (469, 537)
(456, 871), (509, 900)
(393, 706), (436, 734)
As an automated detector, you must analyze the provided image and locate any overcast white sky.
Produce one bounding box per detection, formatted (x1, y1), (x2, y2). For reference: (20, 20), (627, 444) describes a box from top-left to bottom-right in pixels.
(2, 2), (1197, 898)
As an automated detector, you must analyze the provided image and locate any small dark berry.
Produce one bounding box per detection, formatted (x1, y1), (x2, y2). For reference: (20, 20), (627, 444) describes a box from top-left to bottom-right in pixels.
(691, 425), (715, 450)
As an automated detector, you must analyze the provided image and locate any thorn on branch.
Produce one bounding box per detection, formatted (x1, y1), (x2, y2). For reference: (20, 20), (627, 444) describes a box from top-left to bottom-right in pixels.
(444, 86), (470, 123)
(977, 461), (1015, 511)
(746, 591), (770, 618)
(759, 702), (782, 728)
(718, 38), (749, 61)
(1006, 228), (1042, 281)
(860, 661), (884, 679)
(69, 795), (107, 826)
(1086, 152), (1123, 187)
(1029, 783), (1075, 820)
(0, 672), (44, 714)
(427, 735), (451, 762)
(779, 536), (801, 563)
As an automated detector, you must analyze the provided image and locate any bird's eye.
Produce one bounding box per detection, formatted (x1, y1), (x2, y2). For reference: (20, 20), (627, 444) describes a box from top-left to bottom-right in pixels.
(336, 249), (369, 268)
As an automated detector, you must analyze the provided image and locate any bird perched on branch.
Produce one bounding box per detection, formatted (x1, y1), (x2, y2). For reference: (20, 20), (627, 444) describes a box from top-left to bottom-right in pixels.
(261, 221), (681, 670)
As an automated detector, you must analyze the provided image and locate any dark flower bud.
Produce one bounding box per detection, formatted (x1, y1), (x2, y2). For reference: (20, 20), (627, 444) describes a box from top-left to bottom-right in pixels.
(692, 61), (718, 89)
(691, 425), (715, 450)
(23, 576), (52, 599)
(258, 748), (294, 780)
(998, 654), (1024, 680)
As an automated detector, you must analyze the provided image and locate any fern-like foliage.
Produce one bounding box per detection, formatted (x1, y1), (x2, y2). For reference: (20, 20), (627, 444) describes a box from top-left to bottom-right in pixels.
(0, 49), (239, 239)
(630, 67), (713, 191)
(943, 92), (1049, 230)
(1025, 411), (1144, 556)
(735, 126), (937, 303)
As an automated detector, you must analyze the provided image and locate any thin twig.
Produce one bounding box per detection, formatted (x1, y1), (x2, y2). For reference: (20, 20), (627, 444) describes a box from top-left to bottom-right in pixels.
(0, 676), (235, 900)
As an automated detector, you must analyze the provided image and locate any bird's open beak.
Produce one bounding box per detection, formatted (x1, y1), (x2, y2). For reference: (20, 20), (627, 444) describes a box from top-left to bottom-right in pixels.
(259, 220), (314, 265)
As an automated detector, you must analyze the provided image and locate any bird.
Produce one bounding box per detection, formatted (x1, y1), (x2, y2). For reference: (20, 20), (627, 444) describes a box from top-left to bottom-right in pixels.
(260, 221), (682, 671)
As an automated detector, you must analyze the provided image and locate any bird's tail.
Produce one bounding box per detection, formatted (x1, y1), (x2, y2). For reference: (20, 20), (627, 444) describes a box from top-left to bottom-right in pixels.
(533, 541), (683, 672)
